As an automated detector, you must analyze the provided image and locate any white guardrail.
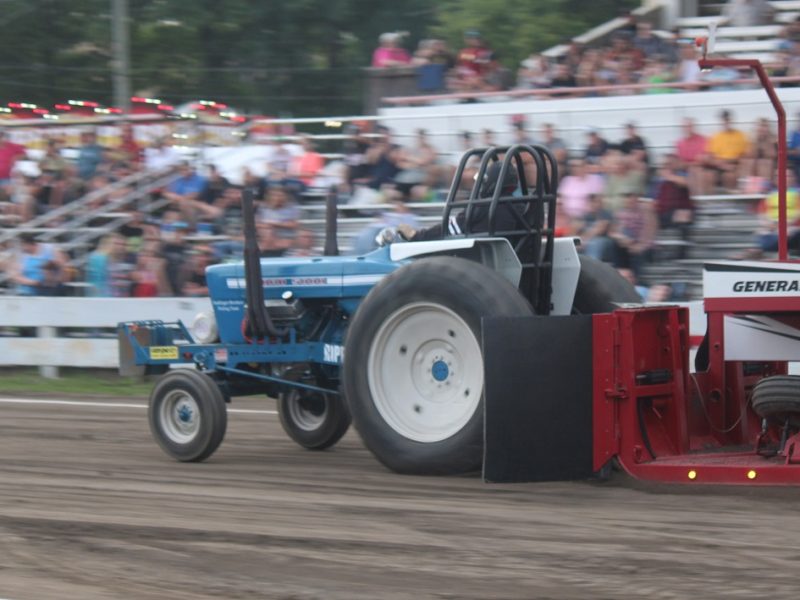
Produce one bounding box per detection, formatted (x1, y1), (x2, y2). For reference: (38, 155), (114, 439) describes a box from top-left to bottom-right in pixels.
(0, 297), (211, 377)
(0, 296), (707, 378)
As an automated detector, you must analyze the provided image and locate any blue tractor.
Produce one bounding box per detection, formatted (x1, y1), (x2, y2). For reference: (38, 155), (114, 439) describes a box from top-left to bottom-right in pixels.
(118, 145), (639, 474)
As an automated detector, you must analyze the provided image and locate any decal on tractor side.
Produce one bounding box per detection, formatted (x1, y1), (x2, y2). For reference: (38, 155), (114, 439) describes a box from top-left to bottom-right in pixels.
(323, 344), (344, 364)
(149, 346), (179, 360)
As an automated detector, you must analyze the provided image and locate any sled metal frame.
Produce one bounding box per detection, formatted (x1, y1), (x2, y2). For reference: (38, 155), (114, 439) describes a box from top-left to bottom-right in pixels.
(600, 57), (800, 485)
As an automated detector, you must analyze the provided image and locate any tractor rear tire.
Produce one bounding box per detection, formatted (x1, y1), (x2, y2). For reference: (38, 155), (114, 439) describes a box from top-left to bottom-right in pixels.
(343, 256), (534, 475)
(572, 255), (642, 313)
(278, 389), (351, 450)
(752, 376), (800, 428)
(149, 369), (227, 462)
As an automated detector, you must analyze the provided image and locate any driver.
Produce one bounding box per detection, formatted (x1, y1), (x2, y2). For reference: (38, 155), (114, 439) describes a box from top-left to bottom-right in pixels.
(384, 161), (522, 243)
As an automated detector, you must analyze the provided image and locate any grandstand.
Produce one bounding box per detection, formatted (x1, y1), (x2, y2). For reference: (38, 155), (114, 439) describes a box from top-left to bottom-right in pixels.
(1, 0), (796, 300)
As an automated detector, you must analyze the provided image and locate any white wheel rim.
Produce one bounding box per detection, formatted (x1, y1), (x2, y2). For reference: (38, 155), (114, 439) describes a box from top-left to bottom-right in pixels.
(367, 301), (483, 443)
(285, 391), (327, 431)
(160, 389), (201, 444)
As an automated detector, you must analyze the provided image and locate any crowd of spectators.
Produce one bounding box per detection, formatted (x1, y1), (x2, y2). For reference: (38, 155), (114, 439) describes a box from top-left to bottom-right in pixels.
(371, 2), (800, 98)
(1, 129), (329, 298)
(0, 106), (789, 302)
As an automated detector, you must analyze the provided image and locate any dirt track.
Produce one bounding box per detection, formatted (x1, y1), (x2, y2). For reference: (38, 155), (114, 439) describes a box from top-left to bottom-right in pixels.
(0, 394), (798, 600)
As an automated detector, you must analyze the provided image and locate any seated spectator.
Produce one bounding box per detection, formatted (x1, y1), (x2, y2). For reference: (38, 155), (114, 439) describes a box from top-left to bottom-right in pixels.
(201, 164), (230, 206)
(364, 126), (402, 190)
(452, 30), (492, 92)
(180, 245), (215, 296)
(131, 240), (170, 297)
(372, 32), (411, 68)
(642, 56), (676, 94)
(516, 54), (550, 89)
(161, 221), (189, 295)
(342, 123), (373, 193)
(549, 61), (577, 96)
(289, 135), (324, 189)
(482, 52), (513, 91)
(265, 138), (294, 181)
(413, 39), (454, 92)
(703, 109), (750, 192)
(257, 222), (288, 257)
(215, 185), (245, 235)
(541, 123), (568, 168)
(259, 185), (300, 244)
(575, 194), (616, 263)
(86, 233), (126, 297)
(610, 193), (658, 279)
(676, 42), (701, 86)
(740, 117), (777, 193)
(0, 131), (26, 201)
(633, 21), (675, 62)
(749, 170), (800, 256)
(163, 162), (208, 223)
(77, 131), (105, 180)
(654, 154), (694, 258)
(575, 48), (603, 88)
(558, 158), (605, 219)
(619, 122), (649, 165)
(286, 230), (316, 257)
(584, 128), (609, 166)
(37, 140), (70, 211)
(604, 151), (647, 213)
(675, 117), (707, 195)
(11, 234), (67, 296)
(144, 137), (180, 172)
(115, 123), (142, 166)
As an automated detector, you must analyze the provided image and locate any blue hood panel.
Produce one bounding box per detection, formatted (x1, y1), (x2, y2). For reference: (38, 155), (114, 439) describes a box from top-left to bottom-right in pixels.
(205, 247), (401, 343)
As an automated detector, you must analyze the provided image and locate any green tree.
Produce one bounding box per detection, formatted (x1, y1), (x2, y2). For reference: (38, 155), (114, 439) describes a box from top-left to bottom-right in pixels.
(431, 0), (638, 69)
(0, 0), (635, 116)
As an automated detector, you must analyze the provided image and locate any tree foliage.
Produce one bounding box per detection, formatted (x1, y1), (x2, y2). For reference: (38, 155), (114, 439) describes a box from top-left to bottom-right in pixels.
(0, 0), (633, 116)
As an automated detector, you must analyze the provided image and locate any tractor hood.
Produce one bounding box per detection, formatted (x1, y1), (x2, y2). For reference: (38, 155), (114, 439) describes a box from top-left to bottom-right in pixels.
(206, 246), (399, 302)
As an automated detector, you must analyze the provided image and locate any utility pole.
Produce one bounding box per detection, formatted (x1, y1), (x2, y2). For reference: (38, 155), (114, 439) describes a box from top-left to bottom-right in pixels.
(111, 0), (131, 114)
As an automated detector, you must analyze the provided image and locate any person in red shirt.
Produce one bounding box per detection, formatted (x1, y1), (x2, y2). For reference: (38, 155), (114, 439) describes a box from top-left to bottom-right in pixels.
(290, 135), (324, 188)
(674, 117), (707, 195)
(0, 130), (26, 189)
(452, 30), (491, 92)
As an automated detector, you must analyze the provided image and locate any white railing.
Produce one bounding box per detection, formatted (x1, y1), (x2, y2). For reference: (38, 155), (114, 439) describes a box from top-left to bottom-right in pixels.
(0, 295), (709, 379)
(0, 297), (210, 377)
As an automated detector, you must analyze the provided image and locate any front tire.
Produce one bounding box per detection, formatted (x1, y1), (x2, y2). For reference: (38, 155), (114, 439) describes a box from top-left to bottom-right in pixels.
(278, 389), (351, 450)
(148, 370), (227, 462)
(343, 256), (534, 475)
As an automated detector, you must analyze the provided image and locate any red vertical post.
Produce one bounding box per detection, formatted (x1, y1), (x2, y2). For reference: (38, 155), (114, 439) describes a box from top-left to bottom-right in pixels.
(699, 58), (788, 261)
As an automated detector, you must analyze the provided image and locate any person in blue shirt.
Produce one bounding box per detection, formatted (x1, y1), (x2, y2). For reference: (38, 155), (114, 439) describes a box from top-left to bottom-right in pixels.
(12, 233), (67, 295)
(77, 131), (105, 180)
(163, 161), (208, 224)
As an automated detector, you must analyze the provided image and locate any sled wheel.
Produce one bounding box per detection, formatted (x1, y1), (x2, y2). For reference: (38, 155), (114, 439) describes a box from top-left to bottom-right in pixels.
(278, 388), (351, 450)
(572, 255), (642, 313)
(343, 256), (534, 475)
(149, 369), (227, 462)
(752, 376), (800, 428)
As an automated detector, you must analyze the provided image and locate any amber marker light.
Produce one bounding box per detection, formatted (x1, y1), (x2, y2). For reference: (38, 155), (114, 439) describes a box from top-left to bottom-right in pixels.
(687, 470), (697, 480)
(747, 470), (757, 480)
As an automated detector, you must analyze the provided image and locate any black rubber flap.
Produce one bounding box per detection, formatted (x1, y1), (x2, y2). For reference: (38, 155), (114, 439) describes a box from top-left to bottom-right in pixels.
(482, 315), (594, 483)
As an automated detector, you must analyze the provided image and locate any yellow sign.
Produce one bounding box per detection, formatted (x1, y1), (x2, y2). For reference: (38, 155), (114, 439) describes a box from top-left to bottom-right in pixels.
(149, 346), (179, 360)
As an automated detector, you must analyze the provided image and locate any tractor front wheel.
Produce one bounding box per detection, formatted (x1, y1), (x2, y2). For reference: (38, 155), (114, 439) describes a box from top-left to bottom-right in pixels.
(278, 389), (351, 450)
(148, 370), (227, 462)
